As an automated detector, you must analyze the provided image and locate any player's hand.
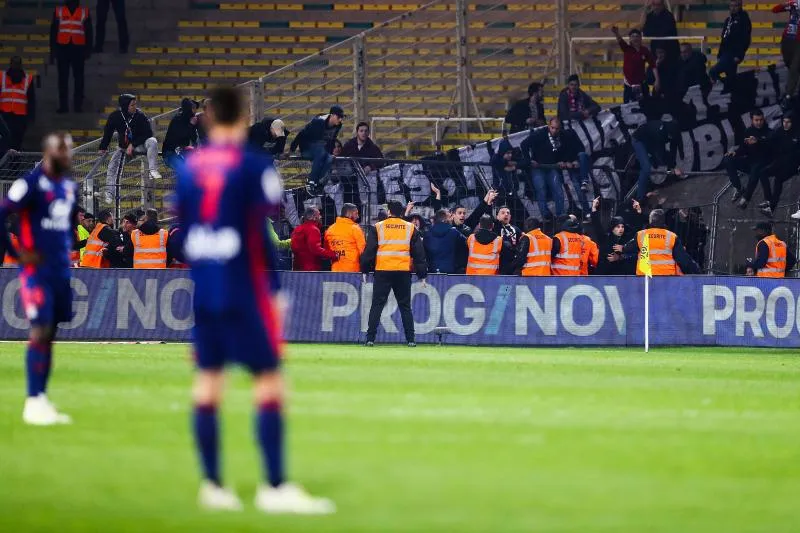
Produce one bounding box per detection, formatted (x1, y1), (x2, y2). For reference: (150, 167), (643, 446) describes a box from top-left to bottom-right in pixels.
(17, 250), (41, 267)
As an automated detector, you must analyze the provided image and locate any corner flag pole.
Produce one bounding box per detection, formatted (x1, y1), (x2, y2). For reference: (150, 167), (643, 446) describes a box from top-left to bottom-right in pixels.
(639, 232), (652, 353)
(644, 275), (650, 353)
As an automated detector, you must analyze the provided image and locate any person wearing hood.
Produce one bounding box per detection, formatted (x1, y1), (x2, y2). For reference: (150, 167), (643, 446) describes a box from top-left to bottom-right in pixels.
(99, 93), (161, 204)
(424, 209), (467, 274)
(623, 208), (700, 275)
(340, 122), (384, 172)
(50, 0), (93, 113)
(466, 215), (512, 276)
(290, 106), (344, 193)
(291, 206), (337, 271)
(132, 208), (168, 269)
(162, 98), (199, 169)
(760, 114), (800, 218)
(491, 139), (519, 200)
(0, 57), (36, 150)
(505, 82), (546, 134)
(248, 116), (289, 157)
(590, 197), (643, 275)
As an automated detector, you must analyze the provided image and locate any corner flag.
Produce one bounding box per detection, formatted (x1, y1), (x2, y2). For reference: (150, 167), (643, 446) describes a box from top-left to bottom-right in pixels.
(639, 232), (653, 278)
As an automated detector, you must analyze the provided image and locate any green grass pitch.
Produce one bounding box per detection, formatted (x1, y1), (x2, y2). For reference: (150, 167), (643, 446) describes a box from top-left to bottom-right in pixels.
(1, 342), (799, 532)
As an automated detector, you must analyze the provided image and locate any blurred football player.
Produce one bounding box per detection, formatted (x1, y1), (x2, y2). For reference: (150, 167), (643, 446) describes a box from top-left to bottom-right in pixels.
(175, 86), (334, 514)
(0, 132), (77, 425)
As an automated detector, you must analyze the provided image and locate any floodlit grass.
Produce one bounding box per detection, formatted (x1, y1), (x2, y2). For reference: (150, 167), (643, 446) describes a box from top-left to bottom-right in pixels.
(0, 343), (799, 532)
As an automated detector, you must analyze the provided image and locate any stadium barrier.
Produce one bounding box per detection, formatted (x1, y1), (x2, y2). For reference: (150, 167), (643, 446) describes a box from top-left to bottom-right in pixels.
(3, 269), (800, 348)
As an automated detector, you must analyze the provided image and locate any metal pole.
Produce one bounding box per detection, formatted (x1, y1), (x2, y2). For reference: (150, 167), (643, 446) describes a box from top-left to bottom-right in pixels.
(555, 0), (568, 84)
(253, 80), (264, 124)
(353, 35), (368, 127)
(455, 0), (469, 132)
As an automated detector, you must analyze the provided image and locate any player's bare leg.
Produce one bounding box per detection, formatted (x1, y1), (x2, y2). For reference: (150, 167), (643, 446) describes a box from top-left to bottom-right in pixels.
(22, 325), (71, 426)
(193, 370), (243, 511)
(253, 371), (335, 514)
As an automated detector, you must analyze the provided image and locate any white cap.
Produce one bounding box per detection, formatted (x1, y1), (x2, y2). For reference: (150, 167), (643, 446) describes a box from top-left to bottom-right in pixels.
(270, 119), (285, 137)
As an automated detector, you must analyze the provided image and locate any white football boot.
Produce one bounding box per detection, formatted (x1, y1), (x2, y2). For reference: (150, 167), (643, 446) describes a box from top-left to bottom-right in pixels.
(254, 483), (336, 514)
(22, 394), (72, 426)
(198, 481), (243, 511)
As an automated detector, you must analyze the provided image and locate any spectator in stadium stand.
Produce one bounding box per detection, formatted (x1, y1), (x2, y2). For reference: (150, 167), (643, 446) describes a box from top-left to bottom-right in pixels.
(79, 209), (120, 268)
(161, 98), (199, 170)
(267, 218), (291, 252)
(451, 189), (499, 238)
(495, 206), (521, 274)
(505, 82), (546, 134)
(577, 220), (600, 276)
(424, 208), (467, 274)
(291, 206), (337, 271)
(248, 117), (288, 157)
(166, 223), (187, 269)
(0, 57), (36, 150)
(677, 43), (711, 96)
(94, 0), (129, 54)
(105, 211), (136, 268)
(99, 94), (162, 204)
(491, 139), (520, 200)
(466, 215), (507, 276)
(511, 217), (552, 276)
(631, 118), (683, 200)
(623, 208), (700, 275)
(750, 221), (794, 276)
(760, 114), (800, 217)
(550, 218), (585, 276)
(725, 109), (772, 208)
(667, 207), (708, 269)
(710, 0), (752, 83)
(195, 99), (209, 145)
(557, 75), (601, 122)
(323, 203), (366, 273)
(130, 208), (168, 269)
(612, 27), (658, 103)
(340, 122), (384, 173)
(591, 197), (643, 275)
(650, 47), (680, 104)
(50, 0), (92, 113)
(774, 0), (800, 107)
(640, 0), (679, 63)
(74, 206), (88, 262)
(290, 106), (344, 193)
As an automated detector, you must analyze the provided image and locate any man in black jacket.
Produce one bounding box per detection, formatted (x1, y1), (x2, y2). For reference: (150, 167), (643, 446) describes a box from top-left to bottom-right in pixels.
(710, 0), (752, 83)
(99, 94), (161, 204)
(760, 114), (800, 217)
(105, 211), (136, 268)
(505, 82), (545, 134)
(248, 116), (288, 157)
(678, 43), (711, 96)
(290, 106), (344, 193)
(557, 75), (601, 122)
(590, 197), (644, 275)
(622, 209), (701, 274)
(631, 118), (683, 200)
(725, 109), (772, 208)
(495, 206), (521, 274)
(162, 97), (198, 169)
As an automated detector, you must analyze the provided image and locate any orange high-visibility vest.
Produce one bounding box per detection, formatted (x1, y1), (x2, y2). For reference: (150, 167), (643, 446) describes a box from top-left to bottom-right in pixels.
(521, 229), (552, 276)
(756, 234), (787, 278)
(580, 235), (599, 275)
(551, 231), (583, 275)
(325, 217), (366, 273)
(636, 228), (678, 276)
(3, 233), (19, 266)
(132, 228), (168, 269)
(80, 223), (110, 268)
(374, 217), (413, 271)
(466, 234), (502, 275)
(55, 6), (88, 46)
(0, 72), (33, 116)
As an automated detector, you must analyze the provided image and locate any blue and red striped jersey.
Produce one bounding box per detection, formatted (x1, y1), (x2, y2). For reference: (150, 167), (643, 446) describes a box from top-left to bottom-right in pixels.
(0, 166), (76, 279)
(176, 144), (283, 314)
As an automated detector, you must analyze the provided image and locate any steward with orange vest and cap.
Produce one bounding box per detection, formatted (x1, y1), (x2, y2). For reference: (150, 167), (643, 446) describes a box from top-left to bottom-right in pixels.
(750, 221), (796, 277)
(623, 208), (700, 276)
(79, 210), (121, 268)
(360, 200), (427, 347)
(50, 0), (93, 113)
(131, 209), (169, 269)
(0, 57), (36, 150)
(466, 215), (512, 276)
(512, 217), (552, 276)
(550, 218), (586, 276)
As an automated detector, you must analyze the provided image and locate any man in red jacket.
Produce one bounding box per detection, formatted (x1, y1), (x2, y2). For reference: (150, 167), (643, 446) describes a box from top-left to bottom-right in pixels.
(291, 206), (337, 271)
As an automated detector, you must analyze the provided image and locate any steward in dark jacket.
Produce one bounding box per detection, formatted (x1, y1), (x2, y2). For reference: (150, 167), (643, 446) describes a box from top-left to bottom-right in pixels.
(424, 209), (467, 274)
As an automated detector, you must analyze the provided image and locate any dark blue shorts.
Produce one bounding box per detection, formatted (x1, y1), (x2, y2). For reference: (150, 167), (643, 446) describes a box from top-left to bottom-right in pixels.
(193, 308), (281, 374)
(19, 273), (73, 327)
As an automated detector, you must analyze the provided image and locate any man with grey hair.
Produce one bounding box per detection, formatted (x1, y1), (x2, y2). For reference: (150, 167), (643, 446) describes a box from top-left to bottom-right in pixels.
(622, 208), (700, 275)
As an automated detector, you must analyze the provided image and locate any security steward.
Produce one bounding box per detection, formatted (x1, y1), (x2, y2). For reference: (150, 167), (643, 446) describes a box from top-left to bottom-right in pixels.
(551, 218), (584, 275)
(0, 57), (35, 150)
(50, 0), (93, 113)
(324, 203), (366, 273)
(466, 215), (505, 275)
(360, 200), (427, 347)
(79, 210), (119, 268)
(750, 221), (795, 277)
(580, 233), (599, 275)
(132, 212), (168, 269)
(623, 208), (700, 275)
(512, 217), (552, 276)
